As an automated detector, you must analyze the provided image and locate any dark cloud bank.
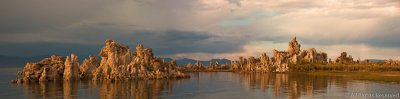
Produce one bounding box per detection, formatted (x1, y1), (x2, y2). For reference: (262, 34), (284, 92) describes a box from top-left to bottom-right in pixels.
(0, 30), (245, 58)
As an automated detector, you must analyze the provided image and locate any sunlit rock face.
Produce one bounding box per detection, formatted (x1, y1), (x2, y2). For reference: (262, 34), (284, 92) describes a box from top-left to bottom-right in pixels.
(92, 40), (189, 80)
(301, 48), (328, 64)
(288, 37), (301, 56)
(12, 55), (65, 83)
(335, 52), (354, 64)
(92, 39), (132, 80)
(79, 54), (98, 79)
(207, 60), (221, 70)
(185, 62), (193, 69)
(272, 49), (290, 72)
(258, 53), (272, 71)
(12, 39), (189, 84)
(194, 60), (204, 70)
(288, 38), (327, 64)
(64, 53), (79, 81)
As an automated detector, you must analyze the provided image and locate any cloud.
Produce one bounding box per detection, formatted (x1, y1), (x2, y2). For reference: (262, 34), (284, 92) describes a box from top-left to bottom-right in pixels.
(227, 0), (241, 6)
(0, 0), (399, 60)
(0, 42), (102, 58)
(218, 11), (278, 27)
(0, 29), (246, 58)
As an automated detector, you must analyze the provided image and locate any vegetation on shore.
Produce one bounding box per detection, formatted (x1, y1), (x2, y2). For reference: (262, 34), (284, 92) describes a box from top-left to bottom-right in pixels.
(289, 60), (400, 72)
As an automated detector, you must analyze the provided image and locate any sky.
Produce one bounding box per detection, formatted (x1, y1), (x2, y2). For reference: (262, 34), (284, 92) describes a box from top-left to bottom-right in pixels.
(0, 0), (399, 60)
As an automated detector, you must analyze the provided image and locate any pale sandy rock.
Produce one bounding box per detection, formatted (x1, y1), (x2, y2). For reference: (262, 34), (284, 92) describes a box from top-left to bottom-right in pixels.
(246, 57), (256, 71)
(299, 48), (328, 64)
(39, 67), (48, 82)
(260, 53), (270, 67)
(231, 61), (240, 70)
(63, 53), (79, 81)
(239, 56), (246, 70)
(272, 49), (290, 72)
(186, 62), (193, 69)
(13, 55), (65, 83)
(194, 60), (205, 70)
(79, 55), (98, 79)
(304, 48), (317, 63)
(288, 37), (301, 56)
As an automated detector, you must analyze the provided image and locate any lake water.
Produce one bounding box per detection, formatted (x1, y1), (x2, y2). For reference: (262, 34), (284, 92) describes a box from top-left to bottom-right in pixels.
(1, 68), (400, 99)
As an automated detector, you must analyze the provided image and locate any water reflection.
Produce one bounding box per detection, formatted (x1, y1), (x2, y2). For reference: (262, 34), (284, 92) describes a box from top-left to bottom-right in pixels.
(17, 79), (187, 99)
(13, 72), (400, 99)
(188, 72), (400, 99)
(234, 72), (351, 99)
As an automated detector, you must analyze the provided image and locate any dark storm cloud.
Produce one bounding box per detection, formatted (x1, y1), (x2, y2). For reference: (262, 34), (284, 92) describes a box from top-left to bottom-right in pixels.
(120, 30), (245, 55)
(0, 29), (245, 57)
(125, 30), (247, 59)
(0, 42), (103, 58)
(0, 0), (117, 34)
(0, 18), (54, 34)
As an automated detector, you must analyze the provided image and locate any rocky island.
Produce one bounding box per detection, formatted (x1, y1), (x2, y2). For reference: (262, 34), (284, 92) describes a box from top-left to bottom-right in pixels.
(229, 37), (327, 72)
(181, 37), (400, 72)
(12, 40), (189, 84)
(12, 37), (400, 84)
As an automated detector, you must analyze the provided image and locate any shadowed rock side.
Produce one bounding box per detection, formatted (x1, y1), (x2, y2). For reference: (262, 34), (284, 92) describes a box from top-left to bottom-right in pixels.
(231, 37), (328, 72)
(12, 40), (189, 84)
(335, 52), (354, 64)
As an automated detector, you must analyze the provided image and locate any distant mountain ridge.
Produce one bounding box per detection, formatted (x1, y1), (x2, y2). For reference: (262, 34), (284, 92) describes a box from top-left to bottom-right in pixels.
(367, 59), (385, 62)
(0, 54), (232, 67)
(163, 58), (231, 66)
(0, 54), (386, 68)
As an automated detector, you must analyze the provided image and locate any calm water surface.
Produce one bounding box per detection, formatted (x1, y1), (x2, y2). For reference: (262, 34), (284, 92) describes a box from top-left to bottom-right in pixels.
(1, 68), (400, 99)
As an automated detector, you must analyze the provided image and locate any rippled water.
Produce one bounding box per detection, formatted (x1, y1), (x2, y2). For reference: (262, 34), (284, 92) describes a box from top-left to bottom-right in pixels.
(1, 68), (400, 99)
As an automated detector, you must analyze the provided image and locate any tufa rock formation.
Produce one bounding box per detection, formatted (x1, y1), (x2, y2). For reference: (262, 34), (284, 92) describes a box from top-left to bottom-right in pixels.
(231, 37), (328, 72)
(301, 48), (328, 64)
(288, 37), (301, 56)
(63, 53), (79, 81)
(12, 40), (189, 84)
(183, 60), (206, 71)
(335, 52), (354, 64)
(272, 49), (290, 72)
(79, 54), (98, 79)
(13, 55), (65, 83)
